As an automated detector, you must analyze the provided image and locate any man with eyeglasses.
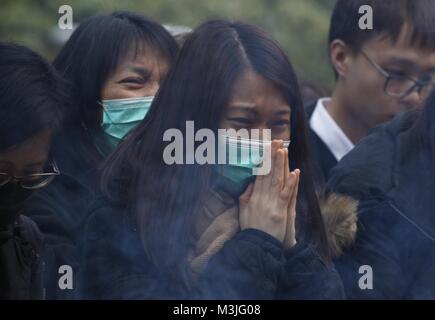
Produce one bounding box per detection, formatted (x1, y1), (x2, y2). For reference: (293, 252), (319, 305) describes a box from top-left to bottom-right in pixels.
(306, 0), (435, 186)
(322, 1), (435, 299)
(0, 42), (66, 299)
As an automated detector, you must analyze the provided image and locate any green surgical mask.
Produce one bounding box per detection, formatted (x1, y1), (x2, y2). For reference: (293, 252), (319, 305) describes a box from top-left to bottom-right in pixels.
(101, 96), (154, 142)
(216, 134), (290, 195)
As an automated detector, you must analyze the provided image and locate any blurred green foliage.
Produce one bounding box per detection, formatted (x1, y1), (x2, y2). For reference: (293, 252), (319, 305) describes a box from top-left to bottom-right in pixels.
(0, 0), (336, 90)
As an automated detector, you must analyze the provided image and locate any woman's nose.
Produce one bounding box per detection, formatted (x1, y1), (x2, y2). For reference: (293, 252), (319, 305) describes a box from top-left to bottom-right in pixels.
(255, 125), (271, 140)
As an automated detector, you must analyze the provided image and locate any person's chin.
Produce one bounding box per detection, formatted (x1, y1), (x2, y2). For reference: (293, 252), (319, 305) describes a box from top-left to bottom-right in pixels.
(386, 114), (396, 121)
(374, 114), (395, 125)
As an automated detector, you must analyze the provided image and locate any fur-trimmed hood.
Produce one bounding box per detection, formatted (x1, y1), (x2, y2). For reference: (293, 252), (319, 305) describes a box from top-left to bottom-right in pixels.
(319, 193), (358, 258)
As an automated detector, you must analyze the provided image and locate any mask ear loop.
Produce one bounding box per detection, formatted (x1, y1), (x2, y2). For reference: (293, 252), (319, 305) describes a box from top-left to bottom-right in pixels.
(99, 101), (116, 126)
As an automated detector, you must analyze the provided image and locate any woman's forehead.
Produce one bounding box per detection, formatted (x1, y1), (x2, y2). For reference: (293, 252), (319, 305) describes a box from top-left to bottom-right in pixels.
(228, 70), (290, 112)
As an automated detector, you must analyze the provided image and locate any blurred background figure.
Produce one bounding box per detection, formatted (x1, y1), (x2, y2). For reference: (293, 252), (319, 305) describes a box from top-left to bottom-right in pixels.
(300, 79), (330, 105)
(164, 24), (192, 46)
(306, 0), (435, 186)
(0, 42), (67, 299)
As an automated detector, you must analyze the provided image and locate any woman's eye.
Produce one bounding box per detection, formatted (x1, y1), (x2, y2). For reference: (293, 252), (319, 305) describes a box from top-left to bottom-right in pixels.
(120, 77), (146, 85)
(228, 117), (252, 125)
(272, 120), (290, 127)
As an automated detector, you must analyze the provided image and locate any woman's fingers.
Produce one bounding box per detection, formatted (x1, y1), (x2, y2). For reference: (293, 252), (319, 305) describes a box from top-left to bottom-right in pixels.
(283, 148), (289, 190)
(252, 141), (274, 194)
(271, 148), (285, 189)
(250, 140), (288, 199)
(283, 169), (300, 248)
(239, 183), (254, 204)
(239, 140), (294, 244)
(280, 170), (295, 203)
(289, 169), (300, 215)
(255, 140), (279, 193)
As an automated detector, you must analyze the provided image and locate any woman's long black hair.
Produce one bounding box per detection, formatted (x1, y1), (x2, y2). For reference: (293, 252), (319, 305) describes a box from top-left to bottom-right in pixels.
(100, 20), (331, 289)
(53, 11), (178, 168)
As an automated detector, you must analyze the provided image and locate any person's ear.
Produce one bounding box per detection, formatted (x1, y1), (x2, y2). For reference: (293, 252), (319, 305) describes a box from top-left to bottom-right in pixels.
(330, 39), (353, 78)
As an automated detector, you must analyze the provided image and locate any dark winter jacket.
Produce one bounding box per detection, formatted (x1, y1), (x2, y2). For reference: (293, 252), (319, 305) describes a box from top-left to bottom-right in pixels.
(328, 110), (435, 299)
(80, 193), (357, 300)
(24, 131), (98, 299)
(0, 215), (45, 299)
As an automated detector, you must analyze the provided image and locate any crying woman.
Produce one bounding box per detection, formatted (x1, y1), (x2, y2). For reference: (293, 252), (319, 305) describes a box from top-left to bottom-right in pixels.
(81, 20), (354, 300)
